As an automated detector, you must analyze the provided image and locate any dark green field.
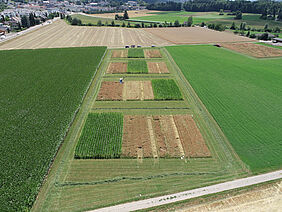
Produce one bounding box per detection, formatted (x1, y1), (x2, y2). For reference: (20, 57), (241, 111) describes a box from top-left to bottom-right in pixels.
(152, 79), (183, 100)
(128, 60), (148, 74)
(128, 48), (145, 58)
(166, 45), (282, 173)
(0, 47), (106, 211)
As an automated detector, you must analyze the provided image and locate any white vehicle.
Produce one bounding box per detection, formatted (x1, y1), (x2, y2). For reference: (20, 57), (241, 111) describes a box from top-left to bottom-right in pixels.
(0, 35), (6, 40)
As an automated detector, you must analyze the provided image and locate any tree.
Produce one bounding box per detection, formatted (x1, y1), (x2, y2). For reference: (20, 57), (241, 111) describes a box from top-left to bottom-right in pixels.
(17, 22), (22, 30)
(29, 13), (35, 27)
(277, 9), (282, 21)
(246, 31), (250, 37)
(264, 23), (269, 32)
(260, 8), (267, 20)
(122, 22), (125, 27)
(230, 22), (236, 30)
(174, 20), (180, 27)
(21, 16), (29, 28)
(200, 22), (205, 27)
(234, 11), (242, 20)
(97, 20), (102, 26)
(187, 16), (193, 27)
(127, 22), (131, 27)
(274, 27), (280, 33)
(111, 20), (115, 26)
(141, 22), (144, 28)
(71, 18), (81, 26)
(123, 10), (129, 20)
(219, 9), (224, 15)
(239, 22), (246, 31)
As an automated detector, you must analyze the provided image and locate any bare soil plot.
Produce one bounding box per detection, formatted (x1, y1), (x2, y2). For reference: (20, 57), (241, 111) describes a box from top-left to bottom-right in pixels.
(0, 20), (172, 50)
(173, 114), (211, 158)
(122, 115), (152, 158)
(97, 81), (123, 101)
(107, 62), (127, 74)
(122, 81), (154, 101)
(221, 42), (282, 58)
(144, 27), (252, 44)
(111, 50), (128, 58)
(144, 49), (162, 58)
(147, 62), (169, 74)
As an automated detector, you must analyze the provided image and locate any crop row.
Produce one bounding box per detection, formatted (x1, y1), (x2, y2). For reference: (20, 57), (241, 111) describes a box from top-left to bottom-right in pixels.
(152, 79), (183, 100)
(75, 113), (124, 159)
(127, 60), (148, 74)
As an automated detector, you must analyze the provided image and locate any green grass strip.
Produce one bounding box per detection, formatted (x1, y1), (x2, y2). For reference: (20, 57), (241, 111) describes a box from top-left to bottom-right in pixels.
(127, 60), (148, 74)
(128, 48), (144, 58)
(152, 79), (183, 100)
(75, 113), (123, 159)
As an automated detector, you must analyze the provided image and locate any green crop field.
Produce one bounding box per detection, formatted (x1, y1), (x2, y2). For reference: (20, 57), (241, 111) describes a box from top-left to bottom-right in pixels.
(167, 45), (282, 173)
(0, 47), (106, 211)
(75, 113), (123, 159)
(128, 48), (144, 58)
(152, 79), (183, 100)
(127, 60), (148, 74)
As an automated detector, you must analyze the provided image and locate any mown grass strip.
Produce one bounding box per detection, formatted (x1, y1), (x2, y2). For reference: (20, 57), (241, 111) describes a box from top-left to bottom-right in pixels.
(128, 48), (144, 58)
(75, 113), (123, 159)
(152, 79), (183, 100)
(127, 60), (148, 74)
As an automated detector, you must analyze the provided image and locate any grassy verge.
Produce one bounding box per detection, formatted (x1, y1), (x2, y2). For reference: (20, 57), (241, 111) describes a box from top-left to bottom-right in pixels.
(127, 60), (148, 74)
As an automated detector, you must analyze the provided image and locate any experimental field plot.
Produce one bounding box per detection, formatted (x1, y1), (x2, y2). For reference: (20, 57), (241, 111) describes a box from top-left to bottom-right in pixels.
(128, 48), (145, 58)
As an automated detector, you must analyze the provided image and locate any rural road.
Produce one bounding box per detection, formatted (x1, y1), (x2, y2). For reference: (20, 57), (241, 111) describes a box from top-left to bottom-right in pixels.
(89, 170), (282, 212)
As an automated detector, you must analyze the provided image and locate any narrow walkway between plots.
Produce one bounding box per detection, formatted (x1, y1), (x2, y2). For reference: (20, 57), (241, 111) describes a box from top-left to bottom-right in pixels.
(88, 170), (282, 212)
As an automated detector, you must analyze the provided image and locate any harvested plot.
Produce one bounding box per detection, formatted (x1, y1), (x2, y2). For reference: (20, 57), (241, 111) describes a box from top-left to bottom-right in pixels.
(107, 62), (127, 74)
(144, 49), (162, 58)
(97, 81), (123, 100)
(147, 62), (169, 74)
(152, 79), (183, 100)
(121, 115), (209, 158)
(221, 42), (282, 58)
(75, 113), (123, 159)
(174, 115), (211, 158)
(123, 81), (154, 100)
(145, 27), (252, 44)
(0, 47), (106, 211)
(112, 50), (128, 58)
(128, 48), (144, 58)
(122, 115), (152, 158)
(127, 60), (148, 74)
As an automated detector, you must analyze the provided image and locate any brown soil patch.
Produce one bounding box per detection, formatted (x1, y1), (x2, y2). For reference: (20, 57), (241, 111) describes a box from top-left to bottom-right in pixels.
(122, 115), (152, 158)
(221, 42), (282, 58)
(144, 27), (252, 44)
(123, 81), (154, 100)
(97, 81), (123, 101)
(112, 50), (128, 58)
(173, 115), (211, 158)
(147, 62), (169, 74)
(107, 62), (127, 74)
(144, 49), (162, 58)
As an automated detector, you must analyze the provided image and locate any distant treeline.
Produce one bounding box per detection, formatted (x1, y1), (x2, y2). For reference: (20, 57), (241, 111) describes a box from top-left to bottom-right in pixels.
(148, 0), (282, 16)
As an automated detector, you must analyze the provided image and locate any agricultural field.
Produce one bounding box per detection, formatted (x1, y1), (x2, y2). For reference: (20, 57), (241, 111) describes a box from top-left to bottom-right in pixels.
(127, 60), (148, 73)
(152, 79), (183, 100)
(128, 48), (145, 58)
(0, 46), (106, 211)
(166, 45), (282, 173)
(144, 49), (162, 58)
(75, 113), (123, 159)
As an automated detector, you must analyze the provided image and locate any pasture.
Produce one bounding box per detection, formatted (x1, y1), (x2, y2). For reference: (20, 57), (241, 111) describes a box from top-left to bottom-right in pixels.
(0, 46), (106, 211)
(166, 45), (282, 173)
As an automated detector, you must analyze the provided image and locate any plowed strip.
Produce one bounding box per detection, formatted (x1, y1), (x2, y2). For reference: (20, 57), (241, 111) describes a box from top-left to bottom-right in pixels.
(151, 116), (168, 157)
(97, 81), (123, 100)
(144, 49), (162, 58)
(143, 81), (154, 100)
(123, 81), (141, 100)
(173, 115), (211, 158)
(112, 50), (128, 58)
(147, 62), (169, 74)
(122, 115), (152, 158)
(107, 62), (127, 74)
(147, 116), (158, 158)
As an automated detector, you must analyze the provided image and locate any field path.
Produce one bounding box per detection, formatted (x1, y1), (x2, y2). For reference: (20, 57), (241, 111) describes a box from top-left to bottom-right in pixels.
(89, 170), (282, 212)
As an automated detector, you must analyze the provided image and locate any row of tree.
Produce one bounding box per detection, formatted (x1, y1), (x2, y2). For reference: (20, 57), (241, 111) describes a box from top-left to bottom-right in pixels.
(147, 1), (182, 11)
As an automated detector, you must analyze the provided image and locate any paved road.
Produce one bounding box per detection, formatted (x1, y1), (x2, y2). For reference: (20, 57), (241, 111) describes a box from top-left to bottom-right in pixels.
(89, 170), (282, 212)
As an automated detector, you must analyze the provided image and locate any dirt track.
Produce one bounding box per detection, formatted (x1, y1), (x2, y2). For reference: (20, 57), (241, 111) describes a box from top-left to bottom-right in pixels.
(0, 20), (172, 49)
(145, 27), (252, 44)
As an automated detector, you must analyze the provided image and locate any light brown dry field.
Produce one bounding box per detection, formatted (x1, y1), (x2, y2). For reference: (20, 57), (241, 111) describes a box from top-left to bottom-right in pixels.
(0, 20), (172, 49)
(147, 62), (169, 74)
(112, 50), (128, 58)
(121, 115), (210, 159)
(107, 62), (127, 74)
(88, 10), (162, 19)
(97, 81), (123, 100)
(144, 27), (253, 44)
(221, 42), (282, 58)
(173, 180), (282, 212)
(144, 49), (162, 58)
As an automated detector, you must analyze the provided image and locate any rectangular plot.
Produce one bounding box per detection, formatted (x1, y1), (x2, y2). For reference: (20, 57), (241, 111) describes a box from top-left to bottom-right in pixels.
(143, 81), (154, 100)
(144, 49), (162, 58)
(128, 60), (148, 74)
(112, 50), (128, 58)
(147, 62), (169, 74)
(107, 62), (127, 74)
(128, 48), (144, 58)
(122, 115), (152, 158)
(152, 79), (183, 100)
(75, 113), (123, 159)
(173, 115), (211, 158)
(97, 81), (123, 101)
(123, 81), (141, 100)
